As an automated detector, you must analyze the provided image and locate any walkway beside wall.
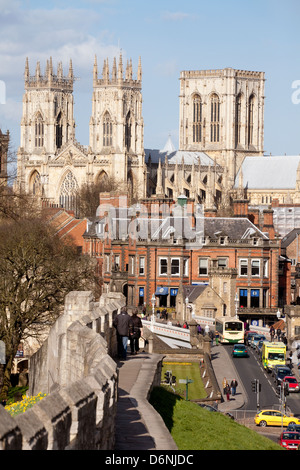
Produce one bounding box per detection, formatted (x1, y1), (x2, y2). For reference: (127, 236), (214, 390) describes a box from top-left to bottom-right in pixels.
(114, 352), (178, 451)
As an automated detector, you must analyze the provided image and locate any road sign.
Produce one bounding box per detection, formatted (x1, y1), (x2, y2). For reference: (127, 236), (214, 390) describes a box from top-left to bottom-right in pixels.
(179, 377), (194, 400)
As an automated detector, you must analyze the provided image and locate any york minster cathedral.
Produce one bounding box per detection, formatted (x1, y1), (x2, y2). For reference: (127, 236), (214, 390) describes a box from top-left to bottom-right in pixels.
(15, 54), (300, 214)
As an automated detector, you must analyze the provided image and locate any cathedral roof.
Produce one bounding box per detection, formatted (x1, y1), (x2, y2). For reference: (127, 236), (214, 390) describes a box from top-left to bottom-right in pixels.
(235, 155), (300, 190)
(145, 148), (217, 166)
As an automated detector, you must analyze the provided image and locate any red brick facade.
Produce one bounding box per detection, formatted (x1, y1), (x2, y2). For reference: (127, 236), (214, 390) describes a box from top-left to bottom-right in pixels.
(82, 194), (288, 324)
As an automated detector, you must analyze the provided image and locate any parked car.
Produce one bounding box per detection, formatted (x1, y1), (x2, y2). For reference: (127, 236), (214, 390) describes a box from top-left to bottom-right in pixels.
(232, 344), (249, 358)
(254, 410), (300, 427)
(245, 332), (257, 345)
(280, 376), (300, 393)
(278, 431), (300, 450)
(250, 334), (266, 349)
(287, 423), (300, 432)
(255, 339), (265, 356)
(274, 366), (294, 386)
(272, 364), (285, 379)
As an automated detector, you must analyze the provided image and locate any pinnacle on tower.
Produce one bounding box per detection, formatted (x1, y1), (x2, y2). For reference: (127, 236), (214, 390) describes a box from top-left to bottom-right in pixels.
(93, 55), (98, 83)
(118, 54), (123, 82)
(24, 57), (29, 81)
(138, 56), (142, 82)
(68, 59), (74, 79)
(35, 61), (41, 80)
(112, 57), (117, 82)
(57, 61), (63, 79)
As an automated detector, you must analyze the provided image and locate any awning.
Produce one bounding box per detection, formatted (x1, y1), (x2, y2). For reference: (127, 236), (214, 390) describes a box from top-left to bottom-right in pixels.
(155, 286), (169, 296)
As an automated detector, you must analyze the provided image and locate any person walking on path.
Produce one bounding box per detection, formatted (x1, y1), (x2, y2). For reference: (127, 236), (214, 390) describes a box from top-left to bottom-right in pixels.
(222, 377), (227, 395)
(129, 309), (143, 355)
(113, 307), (133, 360)
(270, 325), (275, 342)
(230, 379), (238, 396)
(224, 383), (231, 401)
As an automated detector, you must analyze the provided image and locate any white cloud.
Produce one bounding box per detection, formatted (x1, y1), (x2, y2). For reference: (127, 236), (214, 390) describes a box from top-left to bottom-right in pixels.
(0, 2), (124, 147)
(0, 98), (22, 124)
(161, 11), (192, 22)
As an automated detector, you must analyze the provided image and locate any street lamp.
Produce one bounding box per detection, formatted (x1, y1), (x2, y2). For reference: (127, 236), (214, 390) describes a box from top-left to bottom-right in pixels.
(185, 296), (189, 322)
(277, 309), (281, 320)
(151, 294), (156, 329)
(234, 292), (239, 319)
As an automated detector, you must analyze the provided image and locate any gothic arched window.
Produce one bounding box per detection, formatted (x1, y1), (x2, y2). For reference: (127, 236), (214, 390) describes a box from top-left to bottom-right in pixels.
(248, 94), (255, 146)
(103, 112), (113, 147)
(210, 93), (220, 143)
(35, 114), (44, 148)
(30, 170), (42, 196)
(125, 112), (131, 151)
(193, 94), (202, 143)
(59, 171), (78, 212)
(235, 93), (242, 147)
(96, 170), (109, 186)
(56, 112), (63, 149)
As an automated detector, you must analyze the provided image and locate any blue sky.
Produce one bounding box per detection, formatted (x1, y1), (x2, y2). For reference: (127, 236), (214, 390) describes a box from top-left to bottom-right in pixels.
(0, 0), (300, 156)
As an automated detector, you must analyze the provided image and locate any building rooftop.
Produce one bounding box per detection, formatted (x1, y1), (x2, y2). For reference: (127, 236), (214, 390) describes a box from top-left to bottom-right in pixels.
(235, 155), (300, 190)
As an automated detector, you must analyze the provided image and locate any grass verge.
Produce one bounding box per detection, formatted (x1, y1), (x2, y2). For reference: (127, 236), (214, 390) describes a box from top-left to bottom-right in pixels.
(162, 362), (207, 400)
(149, 386), (283, 450)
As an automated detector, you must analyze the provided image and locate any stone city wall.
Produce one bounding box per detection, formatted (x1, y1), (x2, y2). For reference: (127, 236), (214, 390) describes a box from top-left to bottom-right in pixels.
(0, 291), (125, 450)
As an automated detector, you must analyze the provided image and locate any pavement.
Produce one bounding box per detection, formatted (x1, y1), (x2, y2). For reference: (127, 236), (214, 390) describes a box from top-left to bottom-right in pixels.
(114, 351), (178, 451)
(211, 342), (247, 413)
(113, 342), (247, 451)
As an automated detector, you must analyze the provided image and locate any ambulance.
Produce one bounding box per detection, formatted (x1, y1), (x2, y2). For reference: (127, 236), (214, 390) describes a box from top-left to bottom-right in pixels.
(261, 341), (286, 372)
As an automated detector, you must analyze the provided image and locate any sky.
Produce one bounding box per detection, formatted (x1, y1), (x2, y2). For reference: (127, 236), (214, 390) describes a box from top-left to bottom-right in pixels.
(0, 0), (300, 157)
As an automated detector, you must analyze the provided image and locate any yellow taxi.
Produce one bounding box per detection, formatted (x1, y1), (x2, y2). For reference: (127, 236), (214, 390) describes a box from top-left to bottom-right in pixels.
(255, 410), (300, 427)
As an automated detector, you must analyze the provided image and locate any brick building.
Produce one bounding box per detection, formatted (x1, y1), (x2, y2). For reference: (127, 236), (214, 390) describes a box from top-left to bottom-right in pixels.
(83, 193), (287, 326)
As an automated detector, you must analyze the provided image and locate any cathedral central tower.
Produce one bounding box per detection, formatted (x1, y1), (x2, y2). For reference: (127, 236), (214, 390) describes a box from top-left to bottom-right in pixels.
(179, 68), (265, 186)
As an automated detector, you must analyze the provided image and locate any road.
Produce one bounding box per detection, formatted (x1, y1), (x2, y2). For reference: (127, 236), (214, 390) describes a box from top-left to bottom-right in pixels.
(228, 344), (300, 417)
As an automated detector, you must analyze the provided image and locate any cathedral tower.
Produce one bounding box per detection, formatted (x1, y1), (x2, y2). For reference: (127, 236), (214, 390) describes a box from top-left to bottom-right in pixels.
(20, 57), (75, 155)
(179, 68), (265, 187)
(89, 55), (146, 198)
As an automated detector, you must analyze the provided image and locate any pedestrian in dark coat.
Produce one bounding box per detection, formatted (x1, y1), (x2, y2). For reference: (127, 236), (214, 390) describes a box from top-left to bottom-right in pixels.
(113, 307), (133, 360)
(129, 309), (143, 355)
(230, 379), (238, 396)
(225, 383), (231, 401)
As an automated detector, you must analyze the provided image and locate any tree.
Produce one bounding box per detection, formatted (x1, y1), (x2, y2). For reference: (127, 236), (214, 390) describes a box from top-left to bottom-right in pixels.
(77, 177), (119, 218)
(0, 216), (99, 402)
(0, 140), (42, 221)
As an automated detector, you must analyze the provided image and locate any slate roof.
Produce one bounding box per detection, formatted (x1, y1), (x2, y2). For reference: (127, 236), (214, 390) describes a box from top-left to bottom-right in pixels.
(145, 148), (217, 166)
(281, 228), (300, 248)
(203, 217), (268, 240)
(183, 285), (208, 302)
(84, 213), (269, 242)
(235, 155), (300, 190)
